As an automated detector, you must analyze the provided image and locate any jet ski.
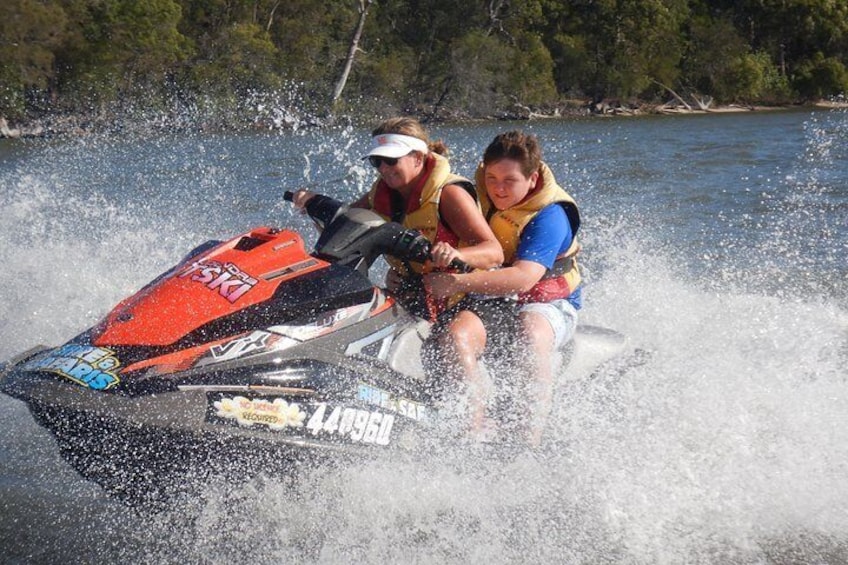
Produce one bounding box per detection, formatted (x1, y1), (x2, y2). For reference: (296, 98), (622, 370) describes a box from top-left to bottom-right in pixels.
(0, 191), (630, 506)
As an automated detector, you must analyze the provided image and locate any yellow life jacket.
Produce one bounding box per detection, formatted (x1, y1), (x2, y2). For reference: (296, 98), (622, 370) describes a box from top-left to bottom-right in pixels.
(368, 152), (475, 276)
(476, 161), (582, 302)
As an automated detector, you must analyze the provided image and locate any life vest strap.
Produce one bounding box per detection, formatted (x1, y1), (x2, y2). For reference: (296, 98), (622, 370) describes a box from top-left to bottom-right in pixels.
(541, 246), (580, 280)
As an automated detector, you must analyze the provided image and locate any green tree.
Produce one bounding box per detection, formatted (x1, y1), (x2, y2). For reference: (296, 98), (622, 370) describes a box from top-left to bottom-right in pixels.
(3, 0), (848, 125)
(448, 30), (512, 112)
(719, 0), (848, 96)
(484, 1), (558, 107)
(547, 32), (592, 97)
(57, 0), (190, 113)
(540, 0), (688, 101)
(358, 0), (494, 115)
(794, 53), (848, 99)
(507, 32), (557, 106)
(0, 0), (67, 118)
(264, 0), (368, 110)
(189, 22), (281, 96)
(682, 15), (752, 102)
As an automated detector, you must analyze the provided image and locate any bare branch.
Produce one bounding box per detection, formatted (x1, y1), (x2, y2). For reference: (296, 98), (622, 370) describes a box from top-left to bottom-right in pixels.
(691, 93), (713, 111)
(266, 1), (280, 33)
(332, 0), (373, 104)
(653, 80), (692, 111)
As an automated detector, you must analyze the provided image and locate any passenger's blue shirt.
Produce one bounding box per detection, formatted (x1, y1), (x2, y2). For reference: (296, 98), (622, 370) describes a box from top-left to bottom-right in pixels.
(515, 203), (582, 309)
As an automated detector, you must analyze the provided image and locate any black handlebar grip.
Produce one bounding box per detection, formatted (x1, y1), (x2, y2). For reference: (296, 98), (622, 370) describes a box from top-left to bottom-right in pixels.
(448, 258), (473, 273)
(283, 190), (294, 202)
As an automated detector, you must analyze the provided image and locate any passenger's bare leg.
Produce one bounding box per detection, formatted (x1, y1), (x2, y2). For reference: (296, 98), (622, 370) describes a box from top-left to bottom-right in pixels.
(519, 311), (556, 446)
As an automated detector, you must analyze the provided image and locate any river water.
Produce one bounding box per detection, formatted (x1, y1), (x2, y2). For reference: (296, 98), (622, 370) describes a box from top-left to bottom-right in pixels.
(0, 109), (846, 563)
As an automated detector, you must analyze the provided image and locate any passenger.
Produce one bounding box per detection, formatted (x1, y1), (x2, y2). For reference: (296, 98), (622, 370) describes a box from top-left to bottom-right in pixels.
(291, 116), (502, 317)
(423, 130), (583, 446)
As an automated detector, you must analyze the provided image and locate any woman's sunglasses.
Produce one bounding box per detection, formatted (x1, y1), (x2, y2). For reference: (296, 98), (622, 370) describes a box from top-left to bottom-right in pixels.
(368, 155), (400, 168)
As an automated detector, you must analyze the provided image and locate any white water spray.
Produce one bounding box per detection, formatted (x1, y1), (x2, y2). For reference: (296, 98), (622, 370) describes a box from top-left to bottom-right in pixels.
(1, 111), (846, 563)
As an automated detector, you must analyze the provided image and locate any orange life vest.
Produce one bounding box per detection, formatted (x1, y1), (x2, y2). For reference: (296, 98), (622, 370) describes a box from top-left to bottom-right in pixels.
(368, 152), (476, 276)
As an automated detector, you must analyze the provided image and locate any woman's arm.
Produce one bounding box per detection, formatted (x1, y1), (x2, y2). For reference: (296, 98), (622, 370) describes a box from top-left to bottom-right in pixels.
(435, 183), (503, 269)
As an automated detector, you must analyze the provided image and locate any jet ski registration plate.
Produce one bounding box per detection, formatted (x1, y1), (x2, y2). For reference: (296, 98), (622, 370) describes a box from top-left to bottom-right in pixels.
(304, 403), (394, 446)
(207, 395), (394, 446)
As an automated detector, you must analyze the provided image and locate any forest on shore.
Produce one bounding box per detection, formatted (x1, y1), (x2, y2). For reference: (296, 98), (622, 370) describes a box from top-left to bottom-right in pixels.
(2, 0), (848, 134)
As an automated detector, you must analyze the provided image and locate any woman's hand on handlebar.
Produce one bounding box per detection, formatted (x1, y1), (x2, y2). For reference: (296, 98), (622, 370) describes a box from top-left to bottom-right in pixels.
(429, 241), (464, 269)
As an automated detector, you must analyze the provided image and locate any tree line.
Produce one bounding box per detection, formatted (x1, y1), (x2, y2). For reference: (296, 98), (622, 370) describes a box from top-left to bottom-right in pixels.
(2, 0), (847, 127)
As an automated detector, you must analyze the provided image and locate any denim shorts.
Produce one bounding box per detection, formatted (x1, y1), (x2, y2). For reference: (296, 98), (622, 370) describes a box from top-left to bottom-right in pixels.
(442, 295), (579, 352)
(519, 298), (579, 349)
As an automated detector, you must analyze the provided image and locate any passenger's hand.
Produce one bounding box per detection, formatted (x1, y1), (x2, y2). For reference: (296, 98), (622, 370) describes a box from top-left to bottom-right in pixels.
(423, 272), (458, 299)
(429, 241), (463, 269)
(290, 189), (316, 212)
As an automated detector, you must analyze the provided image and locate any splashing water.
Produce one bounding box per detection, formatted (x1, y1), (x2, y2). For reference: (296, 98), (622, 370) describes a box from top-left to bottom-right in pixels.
(1, 109), (847, 563)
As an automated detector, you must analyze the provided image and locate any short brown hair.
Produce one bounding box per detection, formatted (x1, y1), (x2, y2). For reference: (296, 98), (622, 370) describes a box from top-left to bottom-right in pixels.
(371, 117), (449, 156)
(482, 130), (541, 177)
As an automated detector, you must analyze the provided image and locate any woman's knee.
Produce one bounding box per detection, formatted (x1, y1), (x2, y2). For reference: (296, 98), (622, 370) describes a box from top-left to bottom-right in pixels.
(444, 311), (487, 354)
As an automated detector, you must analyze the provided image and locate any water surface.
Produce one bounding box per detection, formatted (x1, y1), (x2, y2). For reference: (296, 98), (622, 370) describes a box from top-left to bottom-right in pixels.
(1, 108), (846, 563)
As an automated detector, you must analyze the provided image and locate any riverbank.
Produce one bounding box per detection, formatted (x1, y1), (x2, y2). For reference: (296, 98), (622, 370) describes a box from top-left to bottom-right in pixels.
(2, 99), (846, 139)
(584, 98), (847, 117)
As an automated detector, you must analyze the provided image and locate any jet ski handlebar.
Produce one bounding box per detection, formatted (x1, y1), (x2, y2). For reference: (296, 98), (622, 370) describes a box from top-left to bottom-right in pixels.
(283, 190), (347, 230)
(283, 190), (470, 273)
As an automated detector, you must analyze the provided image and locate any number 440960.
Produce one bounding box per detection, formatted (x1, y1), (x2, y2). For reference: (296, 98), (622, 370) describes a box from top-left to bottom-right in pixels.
(305, 403), (394, 446)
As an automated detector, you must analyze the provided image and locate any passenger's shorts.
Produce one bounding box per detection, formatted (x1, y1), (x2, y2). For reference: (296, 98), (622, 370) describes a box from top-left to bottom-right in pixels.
(519, 299), (579, 350)
(439, 295), (579, 352)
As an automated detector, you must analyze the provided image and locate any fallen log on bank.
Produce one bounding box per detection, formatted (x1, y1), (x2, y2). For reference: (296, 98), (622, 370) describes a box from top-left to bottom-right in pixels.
(0, 117), (44, 139)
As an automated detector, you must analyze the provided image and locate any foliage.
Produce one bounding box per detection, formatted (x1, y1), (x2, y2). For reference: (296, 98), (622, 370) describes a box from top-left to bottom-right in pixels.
(53, 0), (190, 115)
(448, 31), (513, 113)
(0, 0), (67, 118)
(681, 15), (748, 102)
(188, 23), (281, 96)
(2, 0), (848, 124)
(724, 52), (772, 102)
(508, 33), (558, 106)
(794, 54), (848, 100)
